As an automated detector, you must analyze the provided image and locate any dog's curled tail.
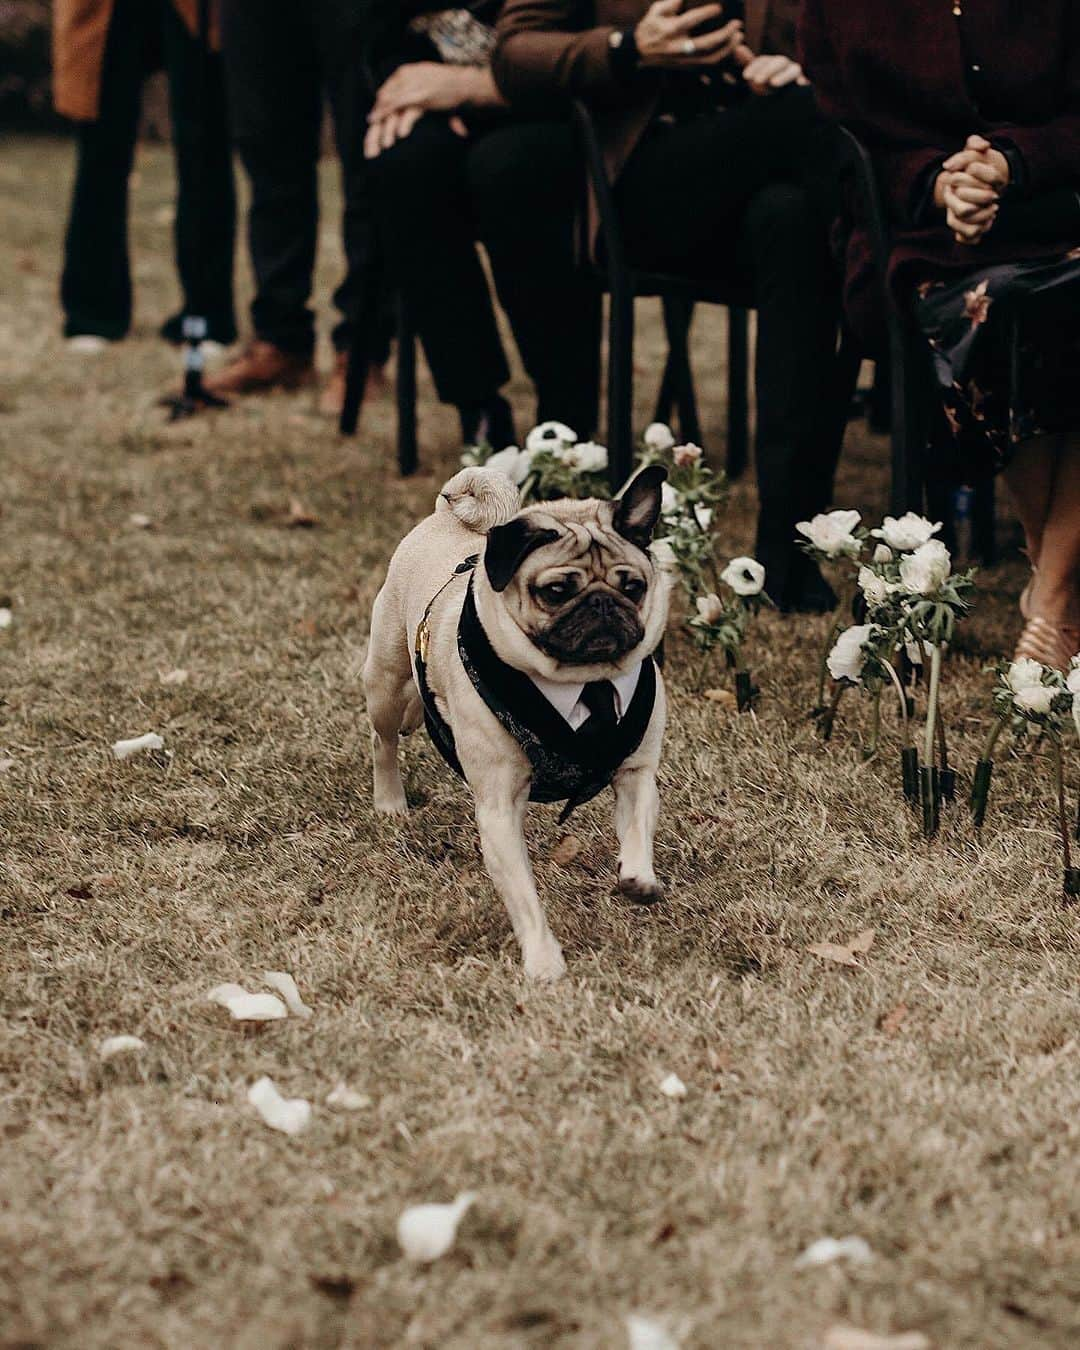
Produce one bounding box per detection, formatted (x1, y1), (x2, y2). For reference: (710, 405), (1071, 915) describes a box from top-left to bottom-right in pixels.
(437, 467), (519, 533)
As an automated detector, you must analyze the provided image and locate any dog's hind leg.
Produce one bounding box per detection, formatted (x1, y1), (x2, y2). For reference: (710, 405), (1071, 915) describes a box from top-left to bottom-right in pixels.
(363, 591), (411, 815)
(613, 763), (662, 904)
(472, 774), (567, 982)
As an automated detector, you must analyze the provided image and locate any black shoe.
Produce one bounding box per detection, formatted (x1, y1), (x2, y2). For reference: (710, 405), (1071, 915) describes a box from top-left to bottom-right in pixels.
(459, 393), (515, 450)
(160, 311), (238, 346)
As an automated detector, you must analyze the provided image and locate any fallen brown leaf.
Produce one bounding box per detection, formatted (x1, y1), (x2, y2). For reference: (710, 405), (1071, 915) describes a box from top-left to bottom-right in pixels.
(822, 1326), (930, 1350)
(294, 617), (318, 639)
(704, 687), (737, 709)
(550, 834), (583, 867)
(287, 497), (319, 528)
(878, 1001), (909, 1036)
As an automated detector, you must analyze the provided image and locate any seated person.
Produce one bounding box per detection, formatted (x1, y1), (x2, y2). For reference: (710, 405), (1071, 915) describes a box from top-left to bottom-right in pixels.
(493, 0), (846, 612)
(363, 0), (602, 447)
(801, 0), (1080, 667)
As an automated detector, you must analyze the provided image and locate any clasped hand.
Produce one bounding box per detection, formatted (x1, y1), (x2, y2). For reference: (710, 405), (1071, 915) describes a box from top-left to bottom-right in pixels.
(934, 133), (1011, 245)
(633, 0), (807, 90)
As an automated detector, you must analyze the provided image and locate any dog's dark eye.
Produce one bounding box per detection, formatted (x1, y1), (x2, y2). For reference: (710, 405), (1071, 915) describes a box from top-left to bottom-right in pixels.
(537, 580), (576, 605)
(620, 576), (647, 602)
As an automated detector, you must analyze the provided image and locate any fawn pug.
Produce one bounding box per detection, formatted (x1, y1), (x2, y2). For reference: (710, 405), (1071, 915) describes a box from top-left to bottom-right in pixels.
(364, 463), (670, 980)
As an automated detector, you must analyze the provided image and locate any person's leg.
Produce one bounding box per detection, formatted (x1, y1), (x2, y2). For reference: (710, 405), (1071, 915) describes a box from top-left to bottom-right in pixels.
(218, 0), (320, 357)
(469, 119), (601, 436)
(1010, 435), (1080, 634)
(60, 0), (146, 340)
(159, 0), (236, 344)
(318, 0), (393, 368)
(742, 182), (842, 608)
(368, 116), (513, 439)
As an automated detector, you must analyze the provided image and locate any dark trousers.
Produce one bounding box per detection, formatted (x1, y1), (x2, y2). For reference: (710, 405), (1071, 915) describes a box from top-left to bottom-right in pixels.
(617, 89), (843, 601)
(61, 0), (236, 342)
(221, 0), (387, 358)
(369, 116), (601, 435)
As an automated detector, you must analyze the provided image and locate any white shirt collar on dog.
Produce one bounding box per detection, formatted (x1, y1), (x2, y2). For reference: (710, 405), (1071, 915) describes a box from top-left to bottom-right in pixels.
(530, 662), (643, 731)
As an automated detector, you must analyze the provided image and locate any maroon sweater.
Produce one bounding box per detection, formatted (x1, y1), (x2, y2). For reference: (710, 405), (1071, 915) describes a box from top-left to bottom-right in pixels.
(798, 0), (1080, 337)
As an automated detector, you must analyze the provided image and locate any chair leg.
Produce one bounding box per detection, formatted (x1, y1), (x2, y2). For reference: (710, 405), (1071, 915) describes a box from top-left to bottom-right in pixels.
(658, 294), (700, 445)
(889, 327), (926, 513)
(339, 336), (369, 438)
(396, 300), (418, 477)
(607, 278), (636, 489)
(726, 307), (749, 481)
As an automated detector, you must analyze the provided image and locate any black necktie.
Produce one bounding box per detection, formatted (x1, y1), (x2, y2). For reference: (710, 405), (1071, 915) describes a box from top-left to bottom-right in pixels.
(580, 680), (618, 734)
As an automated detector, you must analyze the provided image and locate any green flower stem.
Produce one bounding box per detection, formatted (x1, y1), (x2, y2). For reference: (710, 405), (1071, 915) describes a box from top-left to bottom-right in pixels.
(1054, 738), (1073, 875)
(863, 687), (882, 760)
(879, 655), (911, 747)
(923, 644), (942, 769)
(821, 683), (846, 742)
(980, 716), (1007, 763)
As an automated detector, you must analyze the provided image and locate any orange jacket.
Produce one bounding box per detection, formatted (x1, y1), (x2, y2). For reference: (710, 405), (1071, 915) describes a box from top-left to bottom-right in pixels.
(52, 0), (219, 121)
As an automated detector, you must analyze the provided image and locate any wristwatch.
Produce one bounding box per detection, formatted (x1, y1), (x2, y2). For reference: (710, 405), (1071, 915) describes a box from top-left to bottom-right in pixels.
(608, 26), (640, 80)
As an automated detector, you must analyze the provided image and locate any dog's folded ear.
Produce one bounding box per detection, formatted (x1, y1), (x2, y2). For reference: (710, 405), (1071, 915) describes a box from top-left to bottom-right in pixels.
(612, 464), (668, 550)
(484, 516), (560, 593)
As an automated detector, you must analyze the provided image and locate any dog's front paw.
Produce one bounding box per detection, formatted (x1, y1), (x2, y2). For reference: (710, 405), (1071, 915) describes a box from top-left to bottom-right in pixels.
(523, 938), (567, 983)
(618, 875), (663, 906)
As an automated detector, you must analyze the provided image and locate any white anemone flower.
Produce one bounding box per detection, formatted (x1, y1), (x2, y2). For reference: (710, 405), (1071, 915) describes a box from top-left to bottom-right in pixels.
(898, 539), (951, 595)
(1006, 658), (1047, 693)
(857, 566), (896, 608)
(660, 482), (682, 518)
(694, 593), (725, 625)
(796, 510), (862, 558)
(525, 421), (577, 454)
(721, 556), (766, 597)
(1014, 684), (1055, 716)
(643, 422), (676, 451)
(827, 624), (875, 683)
(485, 444), (533, 485)
(565, 440), (608, 474)
(872, 513), (942, 552)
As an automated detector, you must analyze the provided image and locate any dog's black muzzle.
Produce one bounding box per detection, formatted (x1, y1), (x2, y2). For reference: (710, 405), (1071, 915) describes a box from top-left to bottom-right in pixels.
(535, 591), (645, 665)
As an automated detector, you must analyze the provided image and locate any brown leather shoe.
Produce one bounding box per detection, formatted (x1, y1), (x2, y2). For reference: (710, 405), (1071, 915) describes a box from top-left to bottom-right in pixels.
(204, 340), (314, 396)
(318, 351), (388, 417)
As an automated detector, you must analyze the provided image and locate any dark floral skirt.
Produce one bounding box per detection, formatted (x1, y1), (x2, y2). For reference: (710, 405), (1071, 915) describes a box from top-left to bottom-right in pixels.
(912, 251), (1080, 475)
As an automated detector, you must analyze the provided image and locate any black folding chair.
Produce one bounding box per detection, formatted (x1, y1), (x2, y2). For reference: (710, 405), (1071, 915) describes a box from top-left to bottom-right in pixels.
(571, 100), (757, 489)
(837, 126), (997, 558)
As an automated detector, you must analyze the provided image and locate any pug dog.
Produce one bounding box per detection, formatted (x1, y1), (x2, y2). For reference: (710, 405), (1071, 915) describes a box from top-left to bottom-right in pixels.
(363, 462), (670, 981)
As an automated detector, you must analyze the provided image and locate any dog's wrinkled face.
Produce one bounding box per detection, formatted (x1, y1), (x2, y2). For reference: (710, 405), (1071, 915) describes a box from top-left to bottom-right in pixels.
(482, 465), (667, 667)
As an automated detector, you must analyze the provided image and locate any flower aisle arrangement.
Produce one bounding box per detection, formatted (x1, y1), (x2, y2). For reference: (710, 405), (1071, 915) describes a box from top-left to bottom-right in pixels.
(971, 656), (1080, 899)
(814, 513), (976, 837)
(463, 421), (769, 709)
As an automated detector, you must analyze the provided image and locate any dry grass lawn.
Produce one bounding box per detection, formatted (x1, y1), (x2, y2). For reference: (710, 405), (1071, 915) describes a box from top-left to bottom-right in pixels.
(2, 136), (1079, 1350)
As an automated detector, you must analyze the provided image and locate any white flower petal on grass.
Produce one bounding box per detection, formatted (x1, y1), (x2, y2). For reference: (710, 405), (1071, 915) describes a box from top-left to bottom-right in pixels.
(112, 732), (164, 760)
(898, 539), (951, 595)
(129, 513), (153, 529)
(822, 1327), (930, 1350)
(625, 1312), (681, 1350)
(794, 1236), (875, 1268)
(720, 556), (766, 597)
(226, 993), (288, 1021)
(827, 624), (875, 684)
(871, 513), (941, 552)
(0, 608), (12, 629)
(159, 668), (189, 686)
(1006, 658), (1046, 693)
(643, 422), (676, 451)
(326, 1082), (372, 1110)
(397, 1191), (476, 1263)
(206, 982), (249, 1006)
(0, 758), (14, 772)
(262, 971), (313, 1019)
(658, 1073), (687, 1099)
(100, 1034), (146, 1060)
(247, 1076), (311, 1135)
